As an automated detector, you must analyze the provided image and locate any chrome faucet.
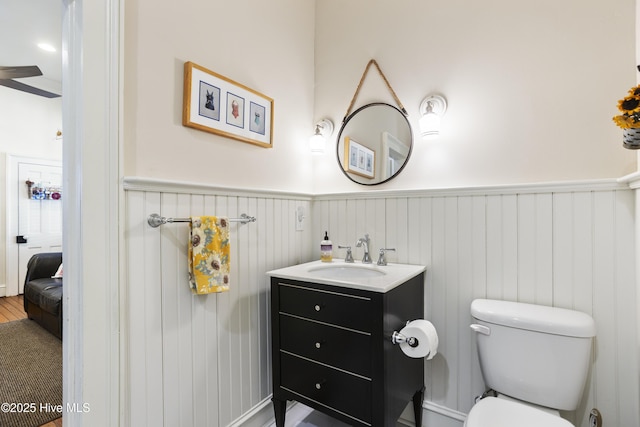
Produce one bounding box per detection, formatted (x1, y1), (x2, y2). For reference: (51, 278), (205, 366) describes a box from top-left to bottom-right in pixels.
(338, 245), (354, 263)
(356, 234), (372, 263)
(376, 248), (396, 266)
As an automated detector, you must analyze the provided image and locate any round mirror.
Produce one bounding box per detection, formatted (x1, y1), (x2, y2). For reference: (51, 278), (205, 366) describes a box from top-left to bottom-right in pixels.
(336, 103), (413, 185)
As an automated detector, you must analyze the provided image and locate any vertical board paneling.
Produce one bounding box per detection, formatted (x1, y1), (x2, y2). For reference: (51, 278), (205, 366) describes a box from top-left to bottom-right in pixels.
(469, 195), (487, 411)
(429, 197), (447, 405)
(485, 195), (504, 300)
(517, 194), (537, 303)
(613, 191), (638, 426)
(125, 188), (312, 427)
(143, 191), (164, 427)
(125, 190), (152, 427)
(501, 195), (519, 302)
(312, 187), (637, 427)
(127, 183), (637, 427)
(552, 193), (575, 308)
(591, 191), (618, 427)
(456, 196), (475, 411)
(534, 194), (553, 306)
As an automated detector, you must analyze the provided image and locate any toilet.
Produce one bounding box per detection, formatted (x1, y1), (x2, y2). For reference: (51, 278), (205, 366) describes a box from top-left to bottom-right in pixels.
(466, 299), (596, 427)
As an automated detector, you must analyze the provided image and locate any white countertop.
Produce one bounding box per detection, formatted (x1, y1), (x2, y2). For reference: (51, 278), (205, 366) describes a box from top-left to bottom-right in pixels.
(266, 260), (426, 293)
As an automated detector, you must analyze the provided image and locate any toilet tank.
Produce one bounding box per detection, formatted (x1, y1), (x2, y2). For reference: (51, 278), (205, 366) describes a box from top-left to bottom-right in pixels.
(470, 299), (596, 411)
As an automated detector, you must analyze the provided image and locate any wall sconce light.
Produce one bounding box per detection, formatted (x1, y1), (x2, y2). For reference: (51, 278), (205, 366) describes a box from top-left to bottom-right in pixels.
(419, 94), (447, 140)
(309, 119), (334, 154)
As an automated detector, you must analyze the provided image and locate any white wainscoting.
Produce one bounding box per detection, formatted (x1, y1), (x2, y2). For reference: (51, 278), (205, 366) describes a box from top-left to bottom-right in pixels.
(124, 178), (638, 427)
(313, 181), (639, 427)
(124, 179), (313, 427)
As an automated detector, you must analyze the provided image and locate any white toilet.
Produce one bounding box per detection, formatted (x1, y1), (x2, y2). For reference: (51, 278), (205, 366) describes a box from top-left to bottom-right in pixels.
(466, 298), (596, 427)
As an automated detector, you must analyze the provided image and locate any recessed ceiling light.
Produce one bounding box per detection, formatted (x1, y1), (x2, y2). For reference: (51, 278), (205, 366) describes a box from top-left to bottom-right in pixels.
(37, 43), (57, 53)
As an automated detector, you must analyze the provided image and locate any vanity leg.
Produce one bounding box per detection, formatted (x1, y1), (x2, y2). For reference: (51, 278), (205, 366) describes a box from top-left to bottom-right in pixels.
(272, 398), (286, 427)
(412, 386), (425, 427)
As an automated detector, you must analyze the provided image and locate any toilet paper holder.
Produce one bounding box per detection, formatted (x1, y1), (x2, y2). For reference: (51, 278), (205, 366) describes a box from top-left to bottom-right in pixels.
(391, 321), (419, 348)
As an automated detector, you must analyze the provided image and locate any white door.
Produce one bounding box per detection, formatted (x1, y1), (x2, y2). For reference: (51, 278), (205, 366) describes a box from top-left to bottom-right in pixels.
(7, 158), (63, 295)
(16, 161), (63, 293)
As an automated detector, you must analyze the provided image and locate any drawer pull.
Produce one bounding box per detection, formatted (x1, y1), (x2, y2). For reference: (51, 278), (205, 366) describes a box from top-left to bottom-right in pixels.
(314, 304), (322, 312)
(315, 341), (322, 349)
(315, 380), (326, 390)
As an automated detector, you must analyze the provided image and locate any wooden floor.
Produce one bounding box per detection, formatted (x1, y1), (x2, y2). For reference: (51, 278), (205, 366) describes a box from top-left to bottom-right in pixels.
(0, 295), (63, 427)
(0, 294), (27, 322)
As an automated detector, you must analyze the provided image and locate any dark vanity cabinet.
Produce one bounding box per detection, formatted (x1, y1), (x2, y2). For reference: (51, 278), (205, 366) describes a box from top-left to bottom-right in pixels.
(270, 272), (425, 427)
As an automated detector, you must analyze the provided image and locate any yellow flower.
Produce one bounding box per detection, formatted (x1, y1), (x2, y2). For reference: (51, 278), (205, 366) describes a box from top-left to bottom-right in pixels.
(618, 95), (640, 114)
(613, 85), (640, 129)
(613, 115), (640, 129)
(628, 85), (640, 97)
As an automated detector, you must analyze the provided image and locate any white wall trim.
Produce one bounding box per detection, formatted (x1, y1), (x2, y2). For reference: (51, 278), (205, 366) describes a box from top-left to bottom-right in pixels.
(314, 178), (629, 201)
(396, 400), (467, 427)
(123, 176), (313, 200)
(228, 397), (273, 427)
(619, 170), (640, 188)
(423, 400), (467, 422)
(124, 176), (629, 203)
(62, 0), (121, 426)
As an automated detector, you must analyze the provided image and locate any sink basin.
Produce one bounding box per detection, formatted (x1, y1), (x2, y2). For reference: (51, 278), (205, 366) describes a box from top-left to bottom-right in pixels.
(307, 264), (386, 279)
(267, 260), (426, 293)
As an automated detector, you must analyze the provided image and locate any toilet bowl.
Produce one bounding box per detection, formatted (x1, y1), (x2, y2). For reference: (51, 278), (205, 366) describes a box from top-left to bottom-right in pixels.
(466, 299), (596, 427)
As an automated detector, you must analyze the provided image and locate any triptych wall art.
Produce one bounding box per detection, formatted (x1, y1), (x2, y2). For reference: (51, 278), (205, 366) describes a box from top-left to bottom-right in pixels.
(183, 61), (274, 148)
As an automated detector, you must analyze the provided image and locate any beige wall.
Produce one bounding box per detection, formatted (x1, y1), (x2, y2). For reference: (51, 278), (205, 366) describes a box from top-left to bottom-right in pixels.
(123, 1), (636, 194)
(313, 0), (638, 193)
(123, 0), (317, 193)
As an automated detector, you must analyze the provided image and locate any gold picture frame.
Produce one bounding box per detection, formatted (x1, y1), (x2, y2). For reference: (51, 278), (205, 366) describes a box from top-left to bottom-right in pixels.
(183, 61), (274, 148)
(344, 136), (375, 179)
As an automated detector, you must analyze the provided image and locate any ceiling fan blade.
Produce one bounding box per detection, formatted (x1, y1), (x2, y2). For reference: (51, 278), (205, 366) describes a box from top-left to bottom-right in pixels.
(0, 79), (60, 98)
(0, 65), (43, 79)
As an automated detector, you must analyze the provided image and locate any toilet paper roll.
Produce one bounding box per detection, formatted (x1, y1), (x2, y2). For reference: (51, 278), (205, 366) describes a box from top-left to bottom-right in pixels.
(398, 319), (439, 360)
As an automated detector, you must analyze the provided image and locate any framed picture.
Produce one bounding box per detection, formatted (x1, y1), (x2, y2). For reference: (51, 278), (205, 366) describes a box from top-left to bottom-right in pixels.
(183, 61), (274, 148)
(344, 136), (375, 179)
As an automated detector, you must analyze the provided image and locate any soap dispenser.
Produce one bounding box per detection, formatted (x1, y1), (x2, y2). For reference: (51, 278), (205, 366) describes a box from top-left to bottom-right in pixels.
(320, 231), (333, 262)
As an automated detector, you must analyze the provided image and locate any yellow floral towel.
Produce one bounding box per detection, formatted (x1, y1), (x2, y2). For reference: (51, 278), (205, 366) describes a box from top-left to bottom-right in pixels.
(188, 216), (230, 294)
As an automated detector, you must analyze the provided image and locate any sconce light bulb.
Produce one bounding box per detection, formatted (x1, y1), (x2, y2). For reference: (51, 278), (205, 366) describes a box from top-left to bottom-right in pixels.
(309, 119), (334, 154)
(419, 112), (441, 140)
(309, 126), (326, 154)
(419, 95), (447, 140)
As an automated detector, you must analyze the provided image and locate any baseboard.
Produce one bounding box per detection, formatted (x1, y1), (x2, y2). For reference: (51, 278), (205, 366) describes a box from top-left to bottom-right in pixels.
(228, 397), (274, 427)
(256, 398), (467, 427)
(398, 400), (466, 427)
(0, 284), (5, 297)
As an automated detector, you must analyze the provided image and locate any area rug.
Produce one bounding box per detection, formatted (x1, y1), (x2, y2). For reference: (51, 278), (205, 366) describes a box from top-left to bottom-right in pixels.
(0, 319), (62, 427)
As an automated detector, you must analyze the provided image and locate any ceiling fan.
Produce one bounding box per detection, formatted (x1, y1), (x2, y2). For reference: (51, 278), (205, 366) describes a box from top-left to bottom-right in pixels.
(0, 65), (60, 98)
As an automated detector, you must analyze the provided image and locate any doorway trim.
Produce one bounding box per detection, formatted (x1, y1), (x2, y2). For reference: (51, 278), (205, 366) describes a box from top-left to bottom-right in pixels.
(62, 0), (122, 425)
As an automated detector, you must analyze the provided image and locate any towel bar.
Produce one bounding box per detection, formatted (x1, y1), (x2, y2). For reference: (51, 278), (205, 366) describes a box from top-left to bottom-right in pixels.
(147, 213), (256, 228)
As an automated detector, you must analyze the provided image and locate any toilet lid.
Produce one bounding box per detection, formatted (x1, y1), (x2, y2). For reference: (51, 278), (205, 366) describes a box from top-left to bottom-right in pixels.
(465, 397), (574, 427)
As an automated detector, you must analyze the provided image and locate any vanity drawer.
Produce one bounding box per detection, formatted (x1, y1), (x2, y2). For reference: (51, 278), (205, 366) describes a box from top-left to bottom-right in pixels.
(279, 315), (372, 377)
(277, 282), (372, 332)
(280, 352), (371, 424)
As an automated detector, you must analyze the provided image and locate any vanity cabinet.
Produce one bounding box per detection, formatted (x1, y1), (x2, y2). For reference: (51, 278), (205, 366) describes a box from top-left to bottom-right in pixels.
(270, 272), (425, 427)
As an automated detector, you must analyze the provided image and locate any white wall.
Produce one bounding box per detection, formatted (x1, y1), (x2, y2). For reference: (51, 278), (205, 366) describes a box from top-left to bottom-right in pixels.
(123, 179), (638, 427)
(123, 179), (313, 426)
(123, 0), (317, 193)
(0, 86), (62, 292)
(313, 0), (637, 193)
(312, 182), (639, 427)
